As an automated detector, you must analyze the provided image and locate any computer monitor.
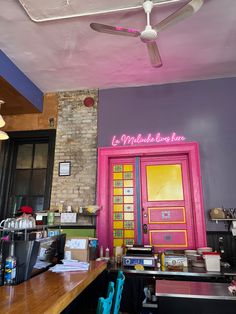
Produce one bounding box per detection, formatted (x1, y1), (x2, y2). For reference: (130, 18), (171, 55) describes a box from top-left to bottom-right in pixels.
(36, 233), (66, 263)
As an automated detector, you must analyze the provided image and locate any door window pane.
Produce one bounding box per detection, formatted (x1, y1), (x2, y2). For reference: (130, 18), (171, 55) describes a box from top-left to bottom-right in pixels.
(146, 164), (184, 201)
(33, 143), (48, 168)
(16, 144), (33, 169)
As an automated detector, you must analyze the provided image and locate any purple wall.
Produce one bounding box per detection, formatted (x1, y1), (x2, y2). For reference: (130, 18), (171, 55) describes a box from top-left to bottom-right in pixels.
(98, 77), (236, 231)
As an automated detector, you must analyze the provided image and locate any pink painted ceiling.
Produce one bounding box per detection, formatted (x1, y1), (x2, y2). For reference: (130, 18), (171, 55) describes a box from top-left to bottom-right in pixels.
(0, 0), (235, 92)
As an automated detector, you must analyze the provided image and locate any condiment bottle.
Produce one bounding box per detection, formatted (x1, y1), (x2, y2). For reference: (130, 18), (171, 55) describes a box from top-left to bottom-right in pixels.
(155, 253), (161, 270)
(116, 254), (122, 265)
(161, 252), (165, 271)
(4, 242), (17, 285)
(105, 247), (110, 259)
(100, 246), (104, 258)
(0, 243), (4, 286)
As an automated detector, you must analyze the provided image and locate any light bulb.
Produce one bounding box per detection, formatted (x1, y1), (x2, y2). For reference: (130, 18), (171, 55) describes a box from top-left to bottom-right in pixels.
(0, 115), (6, 128)
(0, 130), (9, 140)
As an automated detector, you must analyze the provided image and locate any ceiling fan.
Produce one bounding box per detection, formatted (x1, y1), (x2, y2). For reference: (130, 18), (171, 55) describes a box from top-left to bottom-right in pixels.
(90, 0), (204, 67)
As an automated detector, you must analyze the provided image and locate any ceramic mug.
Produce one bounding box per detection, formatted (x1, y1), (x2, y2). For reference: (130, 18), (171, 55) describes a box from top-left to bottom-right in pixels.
(28, 217), (36, 228)
(17, 218), (29, 229)
(0, 219), (6, 228)
(0, 218), (17, 229)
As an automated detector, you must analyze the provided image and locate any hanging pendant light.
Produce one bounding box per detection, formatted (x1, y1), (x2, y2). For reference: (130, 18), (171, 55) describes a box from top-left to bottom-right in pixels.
(0, 114), (6, 128)
(0, 130), (9, 140)
(0, 100), (8, 140)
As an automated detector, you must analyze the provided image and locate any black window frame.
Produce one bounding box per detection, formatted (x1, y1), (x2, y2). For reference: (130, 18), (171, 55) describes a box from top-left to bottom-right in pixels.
(0, 130), (56, 220)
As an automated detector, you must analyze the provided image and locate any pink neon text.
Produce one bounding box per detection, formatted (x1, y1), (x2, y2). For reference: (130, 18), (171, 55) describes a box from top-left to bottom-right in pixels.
(111, 132), (186, 146)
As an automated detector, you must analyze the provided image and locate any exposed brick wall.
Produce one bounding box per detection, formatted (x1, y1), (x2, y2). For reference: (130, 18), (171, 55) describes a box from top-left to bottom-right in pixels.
(50, 89), (98, 211)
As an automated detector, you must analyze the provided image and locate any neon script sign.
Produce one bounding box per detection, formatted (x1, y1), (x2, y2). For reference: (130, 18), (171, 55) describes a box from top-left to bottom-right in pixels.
(111, 132), (186, 146)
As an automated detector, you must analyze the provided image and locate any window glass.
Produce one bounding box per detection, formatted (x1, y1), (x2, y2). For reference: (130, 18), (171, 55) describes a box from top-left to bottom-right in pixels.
(0, 131), (55, 220)
(29, 196), (45, 212)
(12, 170), (31, 195)
(33, 143), (48, 168)
(146, 164), (184, 201)
(11, 196), (25, 214)
(16, 144), (33, 169)
(31, 169), (46, 194)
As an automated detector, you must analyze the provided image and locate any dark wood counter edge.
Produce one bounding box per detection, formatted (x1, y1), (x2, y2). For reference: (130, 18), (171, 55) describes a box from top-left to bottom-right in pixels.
(0, 261), (107, 314)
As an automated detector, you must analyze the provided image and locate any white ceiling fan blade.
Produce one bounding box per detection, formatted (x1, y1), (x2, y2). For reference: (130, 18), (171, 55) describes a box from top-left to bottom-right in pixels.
(146, 41), (162, 68)
(153, 0), (204, 33)
(90, 23), (140, 37)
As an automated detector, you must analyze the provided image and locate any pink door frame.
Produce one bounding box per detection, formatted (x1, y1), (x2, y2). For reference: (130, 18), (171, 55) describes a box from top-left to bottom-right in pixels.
(97, 142), (207, 250)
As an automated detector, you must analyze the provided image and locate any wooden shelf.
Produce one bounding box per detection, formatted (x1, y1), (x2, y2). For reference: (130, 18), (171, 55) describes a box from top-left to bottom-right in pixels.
(211, 219), (236, 221)
(211, 219), (236, 230)
(61, 225), (96, 229)
(77, 213), (97, 216)
(35, 212), (97, 217)
(35, 212), (61, 216)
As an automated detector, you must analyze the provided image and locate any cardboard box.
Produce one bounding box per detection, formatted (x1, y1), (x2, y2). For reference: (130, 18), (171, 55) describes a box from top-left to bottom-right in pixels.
(64, 237), (89, 262)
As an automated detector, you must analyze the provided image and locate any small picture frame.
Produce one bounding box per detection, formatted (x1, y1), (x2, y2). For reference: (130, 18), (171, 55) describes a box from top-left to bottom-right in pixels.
(59, 161), (71, 176)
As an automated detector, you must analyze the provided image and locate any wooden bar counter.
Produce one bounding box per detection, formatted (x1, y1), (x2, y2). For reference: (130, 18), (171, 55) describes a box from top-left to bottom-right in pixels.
(0, 260), (107, 314)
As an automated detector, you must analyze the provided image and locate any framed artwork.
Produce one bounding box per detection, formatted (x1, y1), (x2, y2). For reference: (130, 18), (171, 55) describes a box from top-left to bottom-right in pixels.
(59, 161), (71, 176)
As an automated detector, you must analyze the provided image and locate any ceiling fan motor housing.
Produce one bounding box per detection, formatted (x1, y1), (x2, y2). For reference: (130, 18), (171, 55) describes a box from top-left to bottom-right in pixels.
(140, 25), (158, 42)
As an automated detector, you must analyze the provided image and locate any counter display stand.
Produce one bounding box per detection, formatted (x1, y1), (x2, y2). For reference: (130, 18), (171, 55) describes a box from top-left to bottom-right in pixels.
(0, 224), (61, 241)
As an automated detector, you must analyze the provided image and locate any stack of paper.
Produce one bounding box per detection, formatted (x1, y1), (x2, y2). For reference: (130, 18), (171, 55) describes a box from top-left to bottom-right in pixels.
(49, 260), (89, 272)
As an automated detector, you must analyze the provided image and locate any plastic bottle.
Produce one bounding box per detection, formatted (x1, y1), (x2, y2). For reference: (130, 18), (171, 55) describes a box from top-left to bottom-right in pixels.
(4, 242), (17, 286)
(47, 211), (55, 226)
(0, 246), (4, 286)
(105, 247), (110, 259)
(155, 253), (161, 270)
(160, 252), (165, 271)
(66, 205), (72, 213)
(100, 246), (104, 258)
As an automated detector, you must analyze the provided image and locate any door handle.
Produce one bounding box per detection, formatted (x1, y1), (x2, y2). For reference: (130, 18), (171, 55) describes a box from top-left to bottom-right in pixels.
(143, 224), (148, 234)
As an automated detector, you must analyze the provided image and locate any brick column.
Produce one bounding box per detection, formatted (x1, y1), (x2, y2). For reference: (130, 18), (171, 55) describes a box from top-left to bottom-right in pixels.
(50, 89), (98, 211)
